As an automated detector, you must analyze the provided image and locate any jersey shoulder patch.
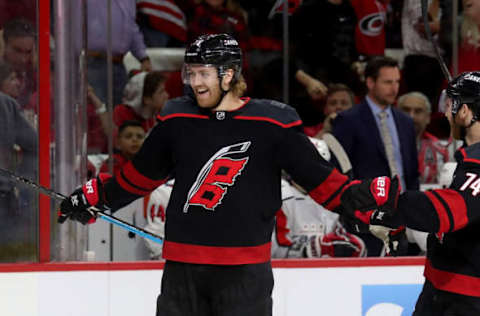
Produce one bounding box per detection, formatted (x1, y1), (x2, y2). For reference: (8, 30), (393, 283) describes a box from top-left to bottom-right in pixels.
(236, 98), (302, 128)
(458, 143), (480, 166)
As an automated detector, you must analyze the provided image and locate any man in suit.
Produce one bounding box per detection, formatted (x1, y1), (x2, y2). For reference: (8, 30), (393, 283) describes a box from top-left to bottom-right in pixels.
(332, 56), (419, 256)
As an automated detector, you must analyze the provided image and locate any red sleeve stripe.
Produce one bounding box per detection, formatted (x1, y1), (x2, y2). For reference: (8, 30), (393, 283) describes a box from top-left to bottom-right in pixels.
(424, 191), (451, 233)
(434, 189), (468, 231)
(123, 162), (166, 191)
(234, 116), (303, 128)
(117, 172), (152, 196)
(309, 169), (349, 209)
(275, 209), (292, 246)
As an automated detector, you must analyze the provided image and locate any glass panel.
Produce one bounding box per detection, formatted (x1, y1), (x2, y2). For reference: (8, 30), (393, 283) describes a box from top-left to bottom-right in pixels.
(0, 1), (39, 262)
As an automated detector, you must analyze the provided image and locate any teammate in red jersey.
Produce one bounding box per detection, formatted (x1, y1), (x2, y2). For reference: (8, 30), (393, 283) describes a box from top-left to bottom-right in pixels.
(59, 34), (394, 316)
(343, 71), (480, 316)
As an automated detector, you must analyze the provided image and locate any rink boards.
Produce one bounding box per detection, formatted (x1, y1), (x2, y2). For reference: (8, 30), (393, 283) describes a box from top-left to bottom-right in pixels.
(0, 257), (424, 316)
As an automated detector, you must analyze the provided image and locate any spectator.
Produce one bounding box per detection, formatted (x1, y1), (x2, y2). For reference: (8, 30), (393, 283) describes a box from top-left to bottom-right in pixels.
(351, 0), (387, 57)
(100, 120), (146, 176)
(0, 91), (37, 262)
(0, 61), (20, 99)
(187, 0), (249, 45)
(401, 0), (444, 109)
(304, 83), (355, 137)
(136, 0), (187, 47)
(187, 0), (250, 72)
(332, 56), (419, 256)
(86, 0), (152, 106)
(242, 0), (295, 98)
(0, 2), (36, 29)
(398, 91), (450, 184)
(87, 85), (111, 154)
(290, 0), (359, 92)
(1, 18), (36, 111)
(455, 0), (480, 73)
(114, 71), (169, 133)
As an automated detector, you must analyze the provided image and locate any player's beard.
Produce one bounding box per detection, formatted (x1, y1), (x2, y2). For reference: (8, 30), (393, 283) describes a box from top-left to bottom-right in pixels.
(195, 84), (222, 109)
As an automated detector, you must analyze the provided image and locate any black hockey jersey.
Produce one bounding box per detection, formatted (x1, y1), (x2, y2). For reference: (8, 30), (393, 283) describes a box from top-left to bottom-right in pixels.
(398, 142), (480, 297)
(104, 96), (350, 265)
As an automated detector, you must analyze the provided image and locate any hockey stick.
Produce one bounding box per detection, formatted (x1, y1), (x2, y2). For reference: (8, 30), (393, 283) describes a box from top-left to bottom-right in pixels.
(421, 0), (452, 82)
(0, 167), (164, 245)
(322, 133), (352, 174)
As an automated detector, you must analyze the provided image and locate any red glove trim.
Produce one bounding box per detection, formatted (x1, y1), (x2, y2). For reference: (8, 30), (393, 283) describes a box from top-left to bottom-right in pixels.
(87, 217), (97, 224)
(369, 176), (390, 206)
(354, 210), (374, 224)
(82, 178), (101, 206)
(322, 179), (361, 211)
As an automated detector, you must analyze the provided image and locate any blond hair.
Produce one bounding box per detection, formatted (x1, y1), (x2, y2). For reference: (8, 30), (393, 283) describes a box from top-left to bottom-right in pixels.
(231, 74), (247, 97)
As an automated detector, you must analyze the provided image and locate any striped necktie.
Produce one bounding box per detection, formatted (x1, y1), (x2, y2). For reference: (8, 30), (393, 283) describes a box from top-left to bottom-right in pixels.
(378, 111), (399, 177)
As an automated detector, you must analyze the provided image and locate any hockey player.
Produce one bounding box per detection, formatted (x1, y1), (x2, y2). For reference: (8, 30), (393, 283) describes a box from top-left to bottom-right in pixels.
(343, 71), (480, 315)
(59, 34), (395, 316)
(272, 137), (366, 258)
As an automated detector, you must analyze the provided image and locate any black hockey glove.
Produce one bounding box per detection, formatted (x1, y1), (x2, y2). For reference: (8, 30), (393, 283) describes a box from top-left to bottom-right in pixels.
(341, 175), (401, 228)
(59, 174), (111, 225)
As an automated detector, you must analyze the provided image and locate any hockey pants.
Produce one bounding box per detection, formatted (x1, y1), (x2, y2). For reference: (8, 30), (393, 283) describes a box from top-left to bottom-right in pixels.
(156, 260), (273, 316)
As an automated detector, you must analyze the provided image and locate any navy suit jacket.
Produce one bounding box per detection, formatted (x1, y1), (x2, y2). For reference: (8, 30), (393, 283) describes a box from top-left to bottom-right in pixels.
(332, 100), (419, 190)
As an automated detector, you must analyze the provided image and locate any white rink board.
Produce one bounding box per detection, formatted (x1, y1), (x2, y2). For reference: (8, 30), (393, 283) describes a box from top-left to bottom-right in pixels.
(0, 263), (424, 316)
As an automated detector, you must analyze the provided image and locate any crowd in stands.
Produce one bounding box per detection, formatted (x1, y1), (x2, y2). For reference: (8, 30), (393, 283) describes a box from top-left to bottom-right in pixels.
(1, 0), (480, 261)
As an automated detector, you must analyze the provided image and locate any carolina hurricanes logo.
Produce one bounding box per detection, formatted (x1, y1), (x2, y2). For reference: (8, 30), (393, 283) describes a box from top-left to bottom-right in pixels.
(183, 142), (250, 212)
(359, 11), (385, 37)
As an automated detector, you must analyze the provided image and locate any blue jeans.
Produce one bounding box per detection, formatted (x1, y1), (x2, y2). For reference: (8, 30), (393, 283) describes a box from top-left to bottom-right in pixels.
(140, 23), (171, 48)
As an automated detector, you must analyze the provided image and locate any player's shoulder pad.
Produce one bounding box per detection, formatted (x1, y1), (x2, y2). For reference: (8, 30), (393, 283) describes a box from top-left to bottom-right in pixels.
(457, 143), (480, 166)
(157, 96), (205, 121)
(238, 99), (302, 128)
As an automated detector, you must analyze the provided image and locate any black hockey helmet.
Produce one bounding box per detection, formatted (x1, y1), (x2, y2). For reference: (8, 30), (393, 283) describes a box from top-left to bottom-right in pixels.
(446, 71), (480, 121)
(183, 33), (242, 84)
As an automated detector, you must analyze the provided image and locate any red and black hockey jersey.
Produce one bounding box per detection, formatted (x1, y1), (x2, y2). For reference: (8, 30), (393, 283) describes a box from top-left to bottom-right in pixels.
(103, 96), (350, 265)
(398, 142), (480, 297)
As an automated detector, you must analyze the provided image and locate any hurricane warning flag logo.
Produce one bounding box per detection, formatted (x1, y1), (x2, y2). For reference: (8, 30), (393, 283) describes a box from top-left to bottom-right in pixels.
(184, 142), (250, 212)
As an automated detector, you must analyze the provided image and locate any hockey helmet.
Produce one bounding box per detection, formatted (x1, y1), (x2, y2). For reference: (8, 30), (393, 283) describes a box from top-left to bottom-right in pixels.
(182, 34), (242, 85)
(446, 71), (480, 121)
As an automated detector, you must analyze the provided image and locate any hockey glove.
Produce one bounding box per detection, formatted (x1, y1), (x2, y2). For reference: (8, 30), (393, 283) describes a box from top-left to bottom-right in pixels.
(369, 225), (408, 256)
(307, 227), (366, 258)
(341, 175), (401, 228)
(58, 174), (111, 225)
